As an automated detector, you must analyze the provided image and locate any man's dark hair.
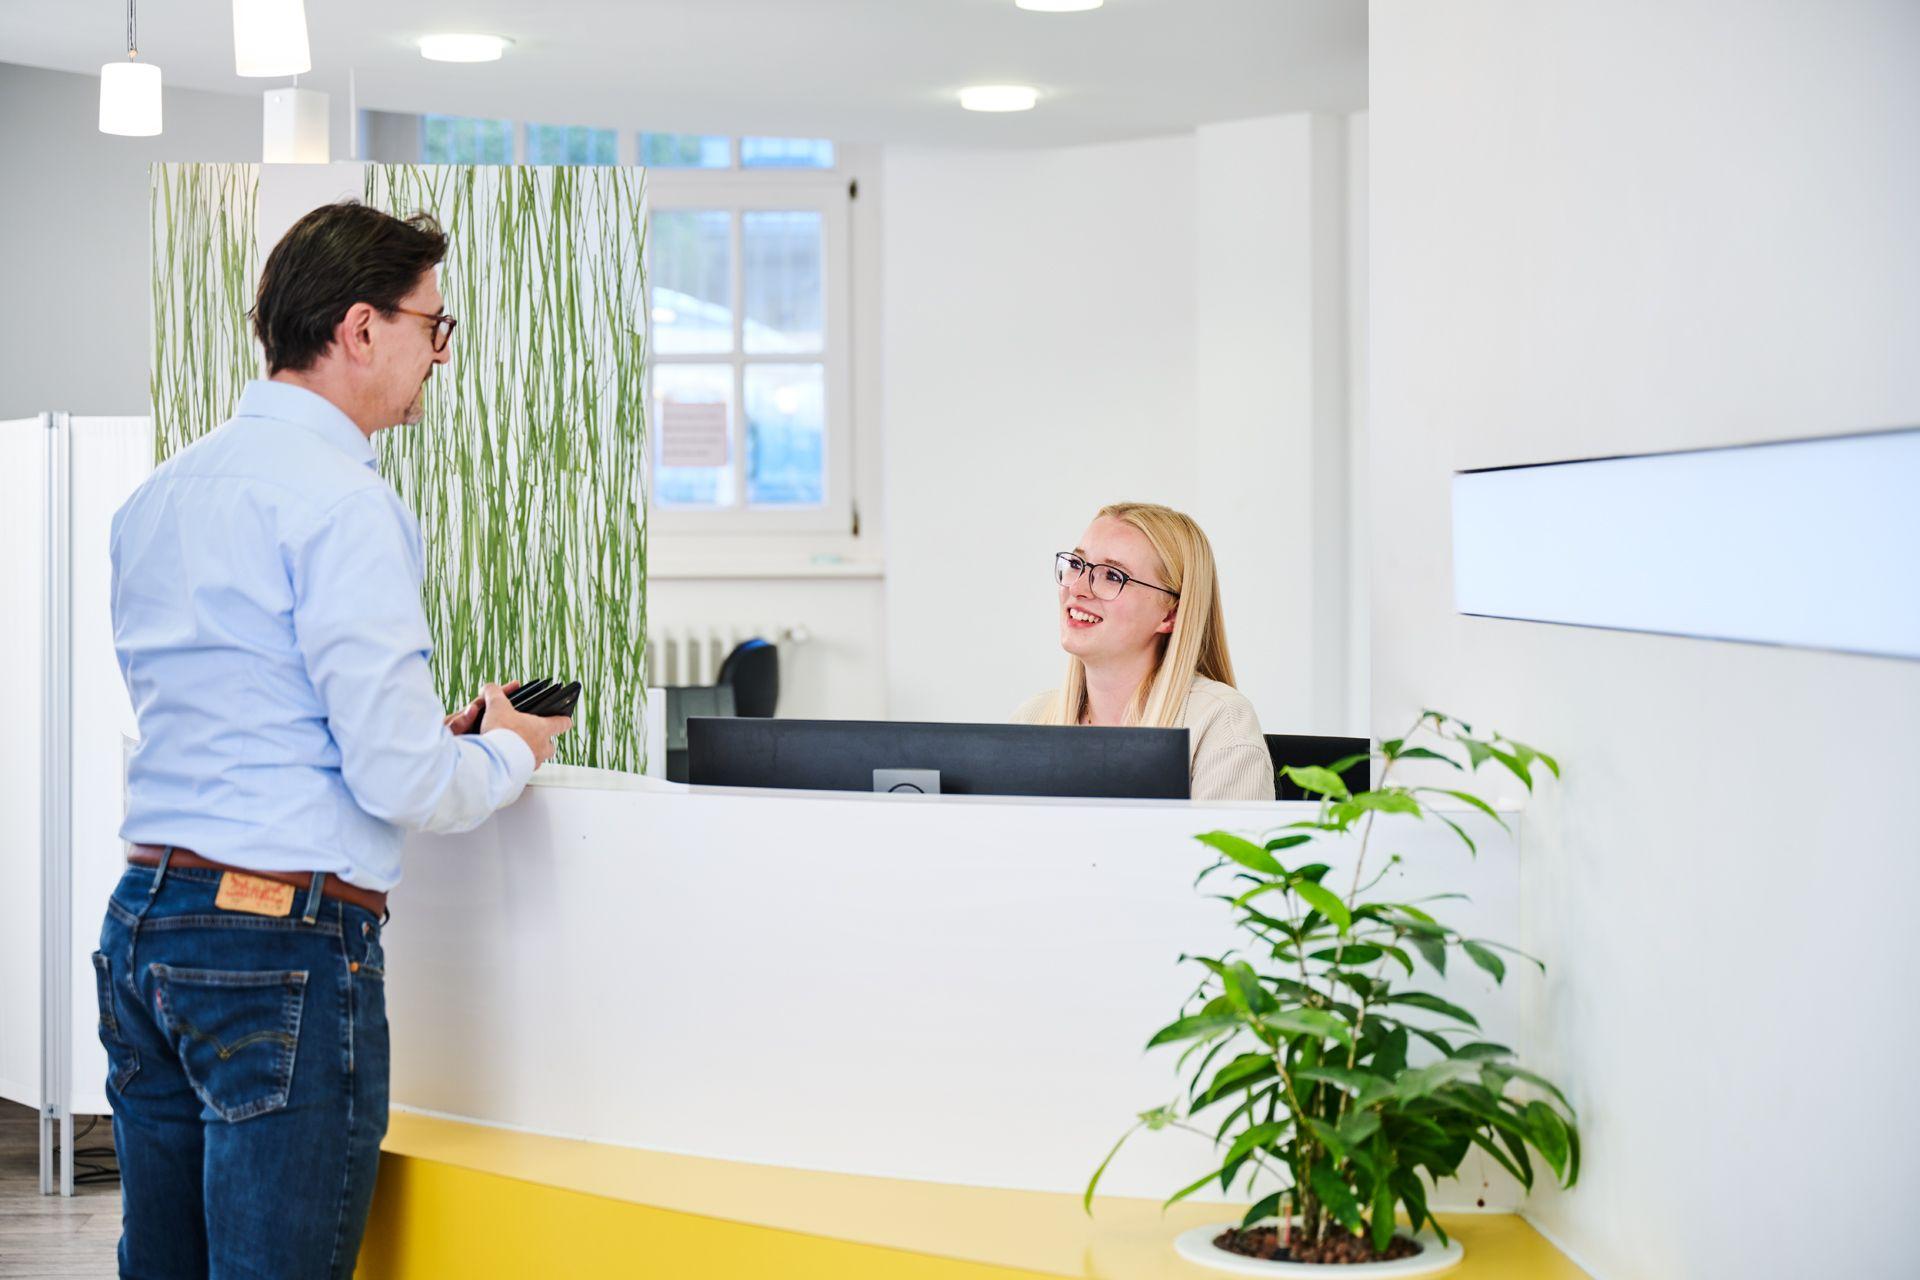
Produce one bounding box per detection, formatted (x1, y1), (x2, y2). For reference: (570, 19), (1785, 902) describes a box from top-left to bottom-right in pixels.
(252, 201), (448, 374)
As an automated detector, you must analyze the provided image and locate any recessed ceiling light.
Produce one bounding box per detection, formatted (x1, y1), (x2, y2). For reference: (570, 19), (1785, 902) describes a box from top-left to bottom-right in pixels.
(959, 85), (1039, 113)
(418, 33), (512, 63)
(1016, 0), (1104, 10)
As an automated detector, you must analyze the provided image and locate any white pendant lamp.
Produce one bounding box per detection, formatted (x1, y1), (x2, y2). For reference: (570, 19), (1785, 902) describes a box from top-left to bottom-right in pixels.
(99, 0), (162, 136)
(233, 0), (312, 78)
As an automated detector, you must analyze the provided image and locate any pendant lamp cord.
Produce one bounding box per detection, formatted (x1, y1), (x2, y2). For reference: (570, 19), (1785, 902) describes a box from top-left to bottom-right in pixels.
(126, 0), (138, 58)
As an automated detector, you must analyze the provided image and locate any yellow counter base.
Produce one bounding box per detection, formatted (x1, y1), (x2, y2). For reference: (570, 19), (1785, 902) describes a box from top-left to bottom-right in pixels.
(354, 1112), (1588, 1279)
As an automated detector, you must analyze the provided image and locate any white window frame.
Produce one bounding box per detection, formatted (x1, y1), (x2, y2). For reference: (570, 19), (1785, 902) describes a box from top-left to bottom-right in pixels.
(645, 163), (854, 538)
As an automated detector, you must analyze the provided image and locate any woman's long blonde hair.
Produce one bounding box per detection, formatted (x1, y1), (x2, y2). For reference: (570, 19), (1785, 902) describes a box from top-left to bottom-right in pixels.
(1046, 502), (1237, 728)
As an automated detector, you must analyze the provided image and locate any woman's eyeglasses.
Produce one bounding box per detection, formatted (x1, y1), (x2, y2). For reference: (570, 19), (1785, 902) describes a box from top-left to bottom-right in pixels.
(392, 306), (458, 352)
(1054, 551), (1179, 601)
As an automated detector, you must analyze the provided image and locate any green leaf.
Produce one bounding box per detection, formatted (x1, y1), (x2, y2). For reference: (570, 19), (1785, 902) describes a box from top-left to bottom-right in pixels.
(1196, 831), (1285, 876)
(1263, 1008), (1355, 1049)
(1434, 811), (1478, 855)
(1462, 941), (1507, 984)
(1222, 1120), (1289, 1170)
(1450, 1041), (1515, 1061)
(1351, 790), (1423, 817)
(1243, 1191), (1283, 1229)
(1337, 1109), (1382, 1148)
(1083, 1118), (1143, 1212)
(1311, 943), (1382, 965)
(1380, 991), (1481, 1028)
(1264, 834), (1314, 853)
(1507, 738), (1561, 779)
(1407, 933), (1447, 975)
(1324, 752), (1373, 777)
(1163, 1161), (1231, 1209)
(1146, 1011), (1242, 1049)
(1198, 1053), (1278, 1105)
(1292, 879), (1353, 935)
(1395, 1058), (1485, 1100)
(1310, 1164), (1366, 1233)
(1281, 764), (1351, 800)
(1393, 746), (1462, 770)
(1371, 1176), (1398, 1251)
(1417, 788), (1511, 831)
(1305, 1117), (1349, 1164)
(1392, 1170), (1438, 1241)
(1293, 1064), (1388, 1095)
(1486, 746), (1534, 791)
(1525, 1101), (1573, 1183)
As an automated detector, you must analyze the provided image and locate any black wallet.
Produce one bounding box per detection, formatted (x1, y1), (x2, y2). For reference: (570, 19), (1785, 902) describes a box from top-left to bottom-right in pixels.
(460, 677), (582, 733)
(508, 677), (582, 719)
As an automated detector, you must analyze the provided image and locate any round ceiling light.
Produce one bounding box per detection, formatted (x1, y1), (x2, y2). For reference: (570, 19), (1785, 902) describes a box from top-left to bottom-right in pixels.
(417, 33), (512, 63)
(959, 85), (1040, 113)
(1016, 0), (1104, 10)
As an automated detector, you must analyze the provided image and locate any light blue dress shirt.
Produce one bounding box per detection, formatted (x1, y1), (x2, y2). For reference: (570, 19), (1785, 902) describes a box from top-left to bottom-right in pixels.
(111, 380), (535, 891)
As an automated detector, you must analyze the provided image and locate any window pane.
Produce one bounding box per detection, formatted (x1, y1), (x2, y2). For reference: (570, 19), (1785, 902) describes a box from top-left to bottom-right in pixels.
(742, 211), (823, 354)
(525, 123), (617, 165)
(745, 364), (825, 506)
(639, 132), (730, 169)
(650, 210), (732, 355)
(653, 365), (735, 508)
(421, 114), (513, 164)
(740, 137), (835, 169)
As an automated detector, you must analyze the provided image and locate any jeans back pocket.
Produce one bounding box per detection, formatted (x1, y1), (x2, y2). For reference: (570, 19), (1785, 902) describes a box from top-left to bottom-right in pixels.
(148, 963), (308, 1123)
(91, 951), (140, 1092)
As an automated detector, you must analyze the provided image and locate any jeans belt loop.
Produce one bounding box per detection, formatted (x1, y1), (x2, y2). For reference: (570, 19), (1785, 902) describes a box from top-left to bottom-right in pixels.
(146, 845), (174, 899)
(301, 871), (328, 925)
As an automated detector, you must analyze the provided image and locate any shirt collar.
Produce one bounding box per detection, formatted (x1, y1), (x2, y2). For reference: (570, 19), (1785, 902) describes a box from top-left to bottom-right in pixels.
(235, 380), (378, 469)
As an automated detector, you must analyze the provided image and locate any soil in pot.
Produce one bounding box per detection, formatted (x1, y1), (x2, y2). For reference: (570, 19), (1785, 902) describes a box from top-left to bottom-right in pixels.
(1212, 1225), (1424, 1265)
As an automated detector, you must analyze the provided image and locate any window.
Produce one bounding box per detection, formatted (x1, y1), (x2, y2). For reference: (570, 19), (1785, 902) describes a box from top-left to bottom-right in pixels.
(421, 114), (513, 164)
(525, 123), (617, 165)
(639, 132), (731, 169)
(741, 137), (836, 169)
(646, 145), (850, 532)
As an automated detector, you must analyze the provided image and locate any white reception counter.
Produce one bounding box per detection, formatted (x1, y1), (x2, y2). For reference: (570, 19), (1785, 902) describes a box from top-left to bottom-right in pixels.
(384, 769), (1527, 1208)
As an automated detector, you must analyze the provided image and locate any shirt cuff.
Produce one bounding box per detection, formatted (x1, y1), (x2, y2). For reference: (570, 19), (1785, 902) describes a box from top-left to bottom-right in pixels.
(482, 726), (538, 788)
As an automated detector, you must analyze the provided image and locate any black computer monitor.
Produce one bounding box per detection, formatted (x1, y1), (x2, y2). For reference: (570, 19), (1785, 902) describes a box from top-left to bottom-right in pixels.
(1265, 734), (1371, 800)
(687, 718), (1191, 800)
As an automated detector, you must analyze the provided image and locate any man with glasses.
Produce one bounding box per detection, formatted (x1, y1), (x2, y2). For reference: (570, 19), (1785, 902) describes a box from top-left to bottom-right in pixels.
(96, 200), (572, 1278)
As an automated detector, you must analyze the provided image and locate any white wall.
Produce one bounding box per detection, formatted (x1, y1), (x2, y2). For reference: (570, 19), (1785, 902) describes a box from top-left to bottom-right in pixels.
(882, 119), (1360, 733)
(1370, 3), (1920, 1277)
(0, 62), (256, 417)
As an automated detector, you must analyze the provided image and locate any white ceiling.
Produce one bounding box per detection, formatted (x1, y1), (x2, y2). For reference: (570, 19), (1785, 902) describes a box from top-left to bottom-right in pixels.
(1, 0), (1366, 147)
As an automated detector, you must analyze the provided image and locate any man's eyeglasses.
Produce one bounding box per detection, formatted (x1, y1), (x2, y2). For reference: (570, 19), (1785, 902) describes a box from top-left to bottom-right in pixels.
(1054, 551), (1179, 602)
(393, 306), (458, 352)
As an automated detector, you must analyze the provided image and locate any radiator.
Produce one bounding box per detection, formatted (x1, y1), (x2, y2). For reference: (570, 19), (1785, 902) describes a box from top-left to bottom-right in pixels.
(646, 622), (811, 687)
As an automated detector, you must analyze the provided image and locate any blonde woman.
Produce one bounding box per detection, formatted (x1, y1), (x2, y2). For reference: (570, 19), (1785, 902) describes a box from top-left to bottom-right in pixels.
(1013, 502), (1275, 802)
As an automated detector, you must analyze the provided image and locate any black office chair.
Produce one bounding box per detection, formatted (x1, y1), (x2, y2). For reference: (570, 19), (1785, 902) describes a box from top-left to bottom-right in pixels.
(1265, 734), (1371, 800)
(716, 638), (779, 717)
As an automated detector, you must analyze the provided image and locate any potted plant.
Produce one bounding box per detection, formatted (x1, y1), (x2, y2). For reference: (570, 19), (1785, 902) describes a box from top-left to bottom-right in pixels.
(1084, 711), (1579, 1275)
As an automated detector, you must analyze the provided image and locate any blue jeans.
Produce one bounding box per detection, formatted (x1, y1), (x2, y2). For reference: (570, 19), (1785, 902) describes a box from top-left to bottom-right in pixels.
(94, 857), (390, 1279)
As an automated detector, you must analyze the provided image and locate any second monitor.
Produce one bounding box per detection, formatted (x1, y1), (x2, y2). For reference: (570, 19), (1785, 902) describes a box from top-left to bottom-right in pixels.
(686, 717), (1191, 800)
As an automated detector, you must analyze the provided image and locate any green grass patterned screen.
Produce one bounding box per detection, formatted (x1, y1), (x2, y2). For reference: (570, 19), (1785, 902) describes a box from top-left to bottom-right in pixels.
(150, 162), (651, 772)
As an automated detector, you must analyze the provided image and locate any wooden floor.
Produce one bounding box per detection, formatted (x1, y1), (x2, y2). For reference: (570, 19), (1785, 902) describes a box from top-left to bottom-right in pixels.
(0, 1100), (120, 1278)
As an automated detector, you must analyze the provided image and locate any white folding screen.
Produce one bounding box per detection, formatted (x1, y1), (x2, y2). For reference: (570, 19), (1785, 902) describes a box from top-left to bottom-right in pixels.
(66, 418), (151, 1117)
(0, 417), (48, 1114)
(0, 414), (153, 1193)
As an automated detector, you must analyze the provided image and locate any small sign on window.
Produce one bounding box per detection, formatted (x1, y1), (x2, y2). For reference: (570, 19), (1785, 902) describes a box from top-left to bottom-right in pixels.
(659, 399), (729, 468)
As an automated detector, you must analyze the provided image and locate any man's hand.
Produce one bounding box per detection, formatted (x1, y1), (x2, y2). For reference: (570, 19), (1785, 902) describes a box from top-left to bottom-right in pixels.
(444, 680), (521, 735)
(478, 682), (573, 768)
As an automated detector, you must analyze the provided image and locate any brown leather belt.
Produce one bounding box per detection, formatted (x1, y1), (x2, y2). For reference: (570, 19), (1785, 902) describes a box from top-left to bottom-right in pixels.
(127, 845), (388, 918)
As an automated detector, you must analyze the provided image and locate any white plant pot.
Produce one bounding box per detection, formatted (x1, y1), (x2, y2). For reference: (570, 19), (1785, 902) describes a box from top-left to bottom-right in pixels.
(1172, 1220), (1465, 1277)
